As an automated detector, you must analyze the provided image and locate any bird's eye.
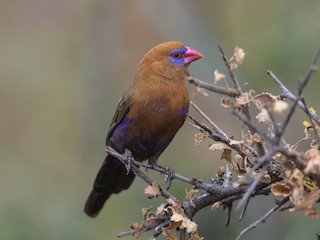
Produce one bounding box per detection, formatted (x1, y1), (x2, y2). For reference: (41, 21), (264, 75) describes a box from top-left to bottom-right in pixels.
(171, 52), (182, 59)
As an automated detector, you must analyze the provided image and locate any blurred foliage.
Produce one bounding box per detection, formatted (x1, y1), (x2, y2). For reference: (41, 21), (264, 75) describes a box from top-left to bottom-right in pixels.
(0, 0), (319, 239)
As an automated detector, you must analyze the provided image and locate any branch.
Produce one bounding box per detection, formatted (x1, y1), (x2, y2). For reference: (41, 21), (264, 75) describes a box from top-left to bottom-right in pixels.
(186, 72), (240, 97)
(106, 147), (178, 202)
(235, 197), (290, 240)
(267, 70), (320, 125)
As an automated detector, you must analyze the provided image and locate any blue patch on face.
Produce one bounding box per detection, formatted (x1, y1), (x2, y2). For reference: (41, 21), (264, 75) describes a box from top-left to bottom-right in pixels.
(169, 47), (187, 66)
(178, 106), (189, 117)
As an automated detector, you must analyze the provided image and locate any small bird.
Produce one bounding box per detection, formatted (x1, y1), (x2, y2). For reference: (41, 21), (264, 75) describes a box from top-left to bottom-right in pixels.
(84, 41), (203, 217)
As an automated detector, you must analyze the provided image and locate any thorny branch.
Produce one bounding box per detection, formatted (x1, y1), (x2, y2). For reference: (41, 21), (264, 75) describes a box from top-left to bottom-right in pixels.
(114, 46), (320, 240)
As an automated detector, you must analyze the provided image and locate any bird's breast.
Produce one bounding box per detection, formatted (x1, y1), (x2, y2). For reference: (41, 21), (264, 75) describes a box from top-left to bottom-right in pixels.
(131, 84), (189, 128)
(108, 83), (189, 160)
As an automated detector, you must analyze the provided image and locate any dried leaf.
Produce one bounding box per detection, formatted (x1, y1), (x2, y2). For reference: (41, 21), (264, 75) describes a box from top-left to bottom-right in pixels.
(211, 201), (221, 211)
(229, 139), (244, 145)
(221, 148), (232, 162)
(209, 143), (229, 151)
(196, 86), (208, 97)
(190, 232), (204, 240)
(229, 46), (245, 70)
(250, 170), (271, 183)
(233, 47), (245, 64)
(171, 212), (198, 233)
(291, 189), (320, 217)
(141, 206), (152, 219)
(253, 92), (278, 109)
(130, 222), (144, 238)
(252, 133), (262, 143)
(273, 100), (288, 113)
(236, 92), (252, 105)
(163, 229), (178, 240)
(214, 69), (226, 83)
(170, 203), (198, 233)
(156, 203), (167, 216)
(185, 189), (199, 208)
(194, 132), (208, 146)
(271, 183), (292, 197)
(304, 148), (320, 175)
(221, 98), (234, 108)
(144, 182), (161, 199)
(256, 108), (271, 124)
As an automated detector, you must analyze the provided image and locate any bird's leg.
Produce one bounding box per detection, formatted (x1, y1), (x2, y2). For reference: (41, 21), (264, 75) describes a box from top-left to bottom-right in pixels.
(147, 156), (176, 189)
(147, 155), (159, 166)
(164, 167), (175, 190)
(124, 149), (134, 175)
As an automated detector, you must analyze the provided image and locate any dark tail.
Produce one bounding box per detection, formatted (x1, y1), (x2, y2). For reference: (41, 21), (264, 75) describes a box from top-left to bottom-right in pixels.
(84, 155), (135, 217)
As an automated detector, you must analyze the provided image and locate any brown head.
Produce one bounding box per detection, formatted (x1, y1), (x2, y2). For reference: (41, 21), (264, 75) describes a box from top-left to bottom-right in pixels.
(135, 41), (203, 83)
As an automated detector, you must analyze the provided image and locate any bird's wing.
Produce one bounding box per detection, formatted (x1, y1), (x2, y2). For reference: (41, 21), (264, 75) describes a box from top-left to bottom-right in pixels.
(106, 86), (134, 140)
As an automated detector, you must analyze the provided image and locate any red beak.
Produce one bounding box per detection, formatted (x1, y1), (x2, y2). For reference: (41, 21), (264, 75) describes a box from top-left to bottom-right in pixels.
(185, 46), (203, 64)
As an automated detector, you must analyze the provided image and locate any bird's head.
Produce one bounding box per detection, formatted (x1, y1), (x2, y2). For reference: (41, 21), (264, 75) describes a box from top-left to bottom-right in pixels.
(136, 41), (203, 82)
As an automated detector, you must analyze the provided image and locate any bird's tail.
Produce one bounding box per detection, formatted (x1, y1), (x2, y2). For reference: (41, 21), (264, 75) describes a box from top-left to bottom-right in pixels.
(84, 155), (135, 217)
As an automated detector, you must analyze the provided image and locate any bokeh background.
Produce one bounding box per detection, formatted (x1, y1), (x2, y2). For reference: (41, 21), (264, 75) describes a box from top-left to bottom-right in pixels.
(1, 1), (320, 239)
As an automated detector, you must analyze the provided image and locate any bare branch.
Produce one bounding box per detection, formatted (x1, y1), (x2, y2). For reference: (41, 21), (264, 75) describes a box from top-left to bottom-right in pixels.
(267, 70), (320, 125)
(235, 197), (290, 240)
(186, 72), (240, 97)
(218, 45), (242, 91)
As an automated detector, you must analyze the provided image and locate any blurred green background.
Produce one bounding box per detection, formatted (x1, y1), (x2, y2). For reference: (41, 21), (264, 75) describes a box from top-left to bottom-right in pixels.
(1, 1), (319, 239)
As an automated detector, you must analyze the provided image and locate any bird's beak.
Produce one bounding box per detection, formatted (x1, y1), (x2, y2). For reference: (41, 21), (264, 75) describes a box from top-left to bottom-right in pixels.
(185, 46), (203, 64)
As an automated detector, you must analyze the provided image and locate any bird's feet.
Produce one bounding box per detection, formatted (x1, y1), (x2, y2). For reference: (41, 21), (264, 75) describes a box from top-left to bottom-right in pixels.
(124, 149), (134, 175)
(164, 167), (175, 190)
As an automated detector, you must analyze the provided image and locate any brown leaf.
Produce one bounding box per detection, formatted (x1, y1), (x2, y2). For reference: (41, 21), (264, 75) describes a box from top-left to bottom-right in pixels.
(253, 92), (278, 109)
(271, 183), (292, 197)
(304, 148), (320, 175)
(130, 222), (144, 238)
(221, 148), (232, 162)
(221, 98), (234, 108)
(144, 182), (161, 199)
(170, 203), (198, 233)
(256, 108), (271, 124)
(185, 189), (199, 208)
(141, 206), (152, 219)
(163, 228), (178, 240)
(252, 133), (262, 143)
(292, 189), (320, 217)
(229, 46), (245, 70)
(236, 91), (253, 106)
(194, 132), (208, 146)
(214, 69), (226, 83)
(250, 170), (271, 183)
(190, 232), (204, 240)
(170, 212), (197, 233)
(209, 143), (229, 151)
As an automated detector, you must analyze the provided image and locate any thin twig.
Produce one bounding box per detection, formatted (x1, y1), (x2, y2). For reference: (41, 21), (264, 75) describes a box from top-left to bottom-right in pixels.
(267, 70), (320, 125)
(235, 197), (290, 240)
(218, 45), (242, 91)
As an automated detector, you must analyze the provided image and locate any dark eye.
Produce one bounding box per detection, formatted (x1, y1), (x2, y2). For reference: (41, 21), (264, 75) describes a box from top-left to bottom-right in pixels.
(171, 52), (182, 59)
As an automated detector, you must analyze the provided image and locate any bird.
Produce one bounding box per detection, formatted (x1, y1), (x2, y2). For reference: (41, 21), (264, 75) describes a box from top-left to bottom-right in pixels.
(84, 41), (203, 217)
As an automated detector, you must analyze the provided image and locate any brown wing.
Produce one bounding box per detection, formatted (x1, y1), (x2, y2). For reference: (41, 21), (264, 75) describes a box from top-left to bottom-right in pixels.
(106, 86), (134, 141)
